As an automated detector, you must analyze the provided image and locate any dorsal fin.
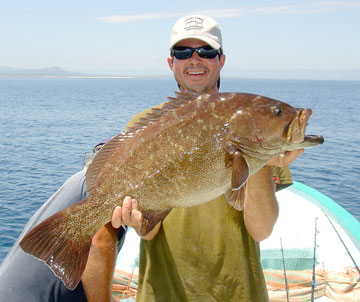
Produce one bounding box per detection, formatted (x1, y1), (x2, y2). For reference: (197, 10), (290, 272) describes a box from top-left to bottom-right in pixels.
(85, 134), (128, 192)
(175, 91), (203, 101)
(128, 91), (200, 135)
(85, 92), (199, 192)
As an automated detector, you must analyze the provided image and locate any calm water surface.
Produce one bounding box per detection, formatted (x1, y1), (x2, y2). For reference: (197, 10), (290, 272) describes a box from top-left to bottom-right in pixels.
(0, 78), (359, 262)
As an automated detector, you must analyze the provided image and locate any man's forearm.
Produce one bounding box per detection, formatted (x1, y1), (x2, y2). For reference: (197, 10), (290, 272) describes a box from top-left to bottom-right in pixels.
(243, 166), (279, 242)
(81, 223), (120, 302)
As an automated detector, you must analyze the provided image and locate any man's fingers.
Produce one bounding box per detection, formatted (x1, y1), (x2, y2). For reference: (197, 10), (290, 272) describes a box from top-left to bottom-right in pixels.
(122, 196), (133, 224)
(267, 149), (304, 167)
(283, 149), (304, 165)
(132, 209), (142, 226)
(131, 198), (139, 210)
(130, 198), (142, 226)
(111, 206), (122, 229)
(112, 196), (142, 228)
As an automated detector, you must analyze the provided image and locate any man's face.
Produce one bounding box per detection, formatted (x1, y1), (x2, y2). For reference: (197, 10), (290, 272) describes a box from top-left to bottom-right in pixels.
(167, 38), (226, 94)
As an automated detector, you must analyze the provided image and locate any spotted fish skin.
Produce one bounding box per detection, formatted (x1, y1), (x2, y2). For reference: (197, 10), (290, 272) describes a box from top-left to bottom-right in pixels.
(20, 92), (324, 290)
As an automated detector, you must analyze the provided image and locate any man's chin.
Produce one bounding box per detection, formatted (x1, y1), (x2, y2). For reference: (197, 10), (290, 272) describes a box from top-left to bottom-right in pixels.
(183, 82), (208, 93)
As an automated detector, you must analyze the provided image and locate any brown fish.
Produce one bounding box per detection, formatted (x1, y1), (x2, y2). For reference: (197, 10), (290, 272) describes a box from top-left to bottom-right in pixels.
(20, 92), (324, 289)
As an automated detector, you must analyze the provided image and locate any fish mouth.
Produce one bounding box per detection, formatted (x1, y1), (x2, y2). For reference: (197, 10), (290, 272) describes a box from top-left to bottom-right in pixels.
(286, 108), (324, 147)
(286, 109), (312, 143)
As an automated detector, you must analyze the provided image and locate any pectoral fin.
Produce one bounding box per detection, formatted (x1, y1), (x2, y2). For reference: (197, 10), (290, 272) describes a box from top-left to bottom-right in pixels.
(225, 185), (246, 211)
(225, 150), (249, 211)
(140, 210), (171, 236)
(230, 151), (249, 190)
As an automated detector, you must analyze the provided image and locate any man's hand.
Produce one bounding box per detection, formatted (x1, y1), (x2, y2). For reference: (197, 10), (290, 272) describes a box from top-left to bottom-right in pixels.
(266, 149), (304, 167)
(111, 196), (161, 240)
(111, 196), (142, 229)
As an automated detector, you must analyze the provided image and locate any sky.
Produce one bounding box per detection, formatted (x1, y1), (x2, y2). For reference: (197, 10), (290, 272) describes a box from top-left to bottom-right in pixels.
(1, 0), (359, 78)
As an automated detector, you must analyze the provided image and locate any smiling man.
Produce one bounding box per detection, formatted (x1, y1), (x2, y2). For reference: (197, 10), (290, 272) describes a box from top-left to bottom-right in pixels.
(167, 16), (225, 94)
(112, 15), (303, 302)
(167, 19), (225, 94)
(168, 39), (225, 93)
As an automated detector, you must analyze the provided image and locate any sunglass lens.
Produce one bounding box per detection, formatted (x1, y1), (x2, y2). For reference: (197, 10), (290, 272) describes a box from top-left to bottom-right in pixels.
(172, 46), (219, 59)
(173, 47), (193, 59)
(197, 47), (218, 58)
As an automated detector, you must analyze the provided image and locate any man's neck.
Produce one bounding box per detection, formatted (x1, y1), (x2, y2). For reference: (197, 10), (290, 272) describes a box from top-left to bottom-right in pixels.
(180, 87), (219, 95)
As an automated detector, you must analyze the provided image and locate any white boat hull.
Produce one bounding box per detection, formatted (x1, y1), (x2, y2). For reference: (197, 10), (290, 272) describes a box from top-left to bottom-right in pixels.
(261, 182), (360, 301)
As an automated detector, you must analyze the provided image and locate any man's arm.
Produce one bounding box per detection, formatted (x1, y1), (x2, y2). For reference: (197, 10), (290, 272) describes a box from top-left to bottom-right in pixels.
(81, 224), (123, 302)
(243, 166), (278, 242)
(243, 149), (304, 242)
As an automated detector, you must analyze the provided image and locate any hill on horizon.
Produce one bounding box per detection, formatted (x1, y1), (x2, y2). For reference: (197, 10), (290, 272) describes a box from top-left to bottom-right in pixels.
(0, 66), (90, 77)
(1, 65), (360, 81)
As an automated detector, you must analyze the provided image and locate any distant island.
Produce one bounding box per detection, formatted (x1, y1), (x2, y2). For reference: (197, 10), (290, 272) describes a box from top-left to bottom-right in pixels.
(0, 66), (95, 78)
(1, 65), (359, 81)
(0, 66), (172, 79)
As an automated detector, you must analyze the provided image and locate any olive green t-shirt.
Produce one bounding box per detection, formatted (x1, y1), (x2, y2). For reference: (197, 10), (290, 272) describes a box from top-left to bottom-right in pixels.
(136, 197), (269, 302)
(127, 105), (291, 302)
(272, 166), (293, 191)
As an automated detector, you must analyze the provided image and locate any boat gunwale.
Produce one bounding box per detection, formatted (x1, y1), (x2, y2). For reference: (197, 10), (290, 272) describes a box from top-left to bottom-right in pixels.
(289, 181), (360, 251)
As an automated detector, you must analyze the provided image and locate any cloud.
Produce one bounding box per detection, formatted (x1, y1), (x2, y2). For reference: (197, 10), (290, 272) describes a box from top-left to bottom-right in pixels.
(320, 1), (360, 8)
(95, 9), (252, 23)
(96, 12), (178, 23)
(96, 1), (360, 24)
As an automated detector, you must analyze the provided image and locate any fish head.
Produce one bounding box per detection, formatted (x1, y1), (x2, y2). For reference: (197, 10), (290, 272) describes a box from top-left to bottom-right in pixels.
(227, 95), (324, 159)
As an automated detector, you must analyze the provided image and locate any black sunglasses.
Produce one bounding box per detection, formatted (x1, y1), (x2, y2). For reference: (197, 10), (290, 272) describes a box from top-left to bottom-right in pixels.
(171, 46), (221, 60)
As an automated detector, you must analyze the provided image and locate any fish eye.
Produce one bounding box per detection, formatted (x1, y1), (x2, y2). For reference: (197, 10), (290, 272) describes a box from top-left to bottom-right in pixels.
(272, 106), (282, 116)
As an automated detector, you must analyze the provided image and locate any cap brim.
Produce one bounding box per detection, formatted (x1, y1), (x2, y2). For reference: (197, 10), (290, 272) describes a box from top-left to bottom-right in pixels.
(170, 35), (221, 50)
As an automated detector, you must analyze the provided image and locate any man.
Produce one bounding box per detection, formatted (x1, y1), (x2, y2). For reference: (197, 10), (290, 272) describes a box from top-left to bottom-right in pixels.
(112, 15), (303, 301)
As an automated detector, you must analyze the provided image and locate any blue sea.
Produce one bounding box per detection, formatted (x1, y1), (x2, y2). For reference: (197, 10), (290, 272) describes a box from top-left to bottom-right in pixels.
(0, 77), (359, 262)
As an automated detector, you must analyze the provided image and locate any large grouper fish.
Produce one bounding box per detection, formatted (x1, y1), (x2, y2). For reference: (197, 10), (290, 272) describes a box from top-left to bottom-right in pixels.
(20, 92), (324, 289)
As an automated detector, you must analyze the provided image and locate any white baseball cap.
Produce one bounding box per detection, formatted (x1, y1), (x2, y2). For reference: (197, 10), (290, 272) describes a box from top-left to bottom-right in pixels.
(169, 15), (223, 50)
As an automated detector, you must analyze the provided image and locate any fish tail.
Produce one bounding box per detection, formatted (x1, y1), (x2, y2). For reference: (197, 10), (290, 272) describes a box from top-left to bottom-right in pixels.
(19, 200), (94, 290)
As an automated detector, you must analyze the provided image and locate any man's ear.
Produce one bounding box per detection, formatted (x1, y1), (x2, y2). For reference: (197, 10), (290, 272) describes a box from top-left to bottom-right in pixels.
(219, 54), (226, 70)
(167, 56), (174, 71)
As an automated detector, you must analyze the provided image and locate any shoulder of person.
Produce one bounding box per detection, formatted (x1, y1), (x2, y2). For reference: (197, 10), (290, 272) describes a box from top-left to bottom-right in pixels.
(126, 104), (164, 129)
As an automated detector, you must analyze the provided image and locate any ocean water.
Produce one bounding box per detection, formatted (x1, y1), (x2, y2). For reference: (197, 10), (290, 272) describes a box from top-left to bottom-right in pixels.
(0, 77), (359, 262)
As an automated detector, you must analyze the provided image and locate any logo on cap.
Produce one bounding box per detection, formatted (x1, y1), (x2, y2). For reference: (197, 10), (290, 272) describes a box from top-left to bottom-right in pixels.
(184, 16), (204, 32)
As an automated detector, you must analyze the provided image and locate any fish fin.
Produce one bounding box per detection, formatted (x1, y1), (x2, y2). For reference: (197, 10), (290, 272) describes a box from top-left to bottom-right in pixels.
(20, 202), (93, 290)
(140, 210), (171, 237)
(226, 150), (249, 190)
(225, 185), (247, 211)
(165, 91), (200, 110)
(86, 132), (128, 192)
(224, 150), (249, 211)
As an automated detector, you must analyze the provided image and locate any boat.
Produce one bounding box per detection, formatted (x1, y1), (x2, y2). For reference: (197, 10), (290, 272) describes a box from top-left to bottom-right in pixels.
(111, 182), (360, 301)
(261, 181), (360, 301)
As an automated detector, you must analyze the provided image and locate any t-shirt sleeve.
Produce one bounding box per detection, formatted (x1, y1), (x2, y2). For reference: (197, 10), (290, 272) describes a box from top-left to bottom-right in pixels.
(126, 105), (163, 129)
(272, 166), (293, 191)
